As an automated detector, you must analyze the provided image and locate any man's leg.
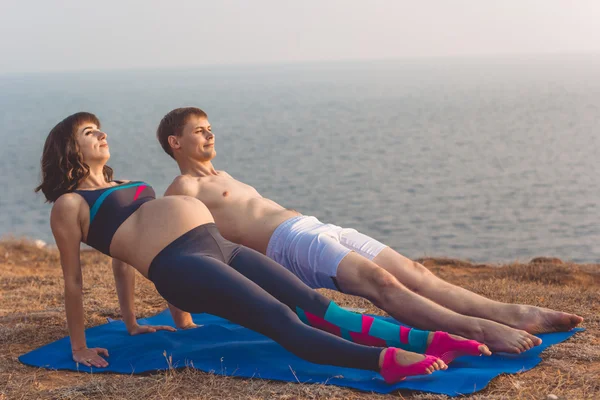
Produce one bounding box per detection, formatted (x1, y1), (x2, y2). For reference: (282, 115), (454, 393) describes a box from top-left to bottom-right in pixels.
(371, 248), (583, 334)
(335, 251), (540, 353)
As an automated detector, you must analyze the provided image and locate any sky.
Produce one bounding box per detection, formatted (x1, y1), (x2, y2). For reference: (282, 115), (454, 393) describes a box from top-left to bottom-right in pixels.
(1, 0), (599, 74)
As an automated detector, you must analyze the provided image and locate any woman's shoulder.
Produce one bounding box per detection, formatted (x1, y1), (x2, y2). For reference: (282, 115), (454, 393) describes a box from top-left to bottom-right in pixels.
(54, 192), (83, 207)
(52, 192), (84, 210)
(51, 192), (85, 221)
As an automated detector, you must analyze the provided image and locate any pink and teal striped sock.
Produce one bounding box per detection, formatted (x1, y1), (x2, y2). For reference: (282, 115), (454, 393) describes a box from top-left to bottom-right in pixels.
(296, 302), (430, 354)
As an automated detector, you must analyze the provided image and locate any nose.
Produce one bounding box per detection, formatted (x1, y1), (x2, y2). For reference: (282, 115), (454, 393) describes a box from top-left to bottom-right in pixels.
(98, 130), (108, 140)
(206, 130), (214, 140)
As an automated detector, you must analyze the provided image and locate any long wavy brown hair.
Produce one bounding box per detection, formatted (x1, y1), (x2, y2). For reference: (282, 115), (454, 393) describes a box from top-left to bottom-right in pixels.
(35, 112), (114, 203)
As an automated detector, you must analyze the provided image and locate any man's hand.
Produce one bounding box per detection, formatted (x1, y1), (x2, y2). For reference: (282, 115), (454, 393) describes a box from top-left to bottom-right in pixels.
(127, 324), (177, 335)
(72, 347), (109, 368)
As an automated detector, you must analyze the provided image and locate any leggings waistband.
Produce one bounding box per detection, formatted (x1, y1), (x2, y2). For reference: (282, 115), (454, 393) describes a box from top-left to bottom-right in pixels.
(148, 223), (221, 282)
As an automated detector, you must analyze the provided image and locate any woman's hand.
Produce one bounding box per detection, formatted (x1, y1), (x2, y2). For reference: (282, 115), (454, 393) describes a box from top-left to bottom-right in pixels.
(72, 347), (109, 368)
(127, 323), (177, 335)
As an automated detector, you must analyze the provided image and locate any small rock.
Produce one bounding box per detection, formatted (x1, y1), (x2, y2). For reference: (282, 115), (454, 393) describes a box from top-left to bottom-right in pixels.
(547, 394), (559, 400)
(34, 239), (46, 249)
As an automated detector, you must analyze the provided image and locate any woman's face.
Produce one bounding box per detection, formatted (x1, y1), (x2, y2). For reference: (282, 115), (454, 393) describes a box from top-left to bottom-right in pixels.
(75, 122), (110, 164)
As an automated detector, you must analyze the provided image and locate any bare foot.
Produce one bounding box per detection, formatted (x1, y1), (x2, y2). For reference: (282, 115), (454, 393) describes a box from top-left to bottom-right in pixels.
(504, 305), (583, 334)
(475, 319), (542, 353)
(425, 331), (491, 363)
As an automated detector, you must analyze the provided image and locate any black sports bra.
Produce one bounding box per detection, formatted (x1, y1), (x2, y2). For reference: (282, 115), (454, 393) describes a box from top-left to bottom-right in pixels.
(73, 181), (155, 256)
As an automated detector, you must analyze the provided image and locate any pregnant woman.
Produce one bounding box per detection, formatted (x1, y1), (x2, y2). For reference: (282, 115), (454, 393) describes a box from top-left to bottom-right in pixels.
(35, 112), (488, 383)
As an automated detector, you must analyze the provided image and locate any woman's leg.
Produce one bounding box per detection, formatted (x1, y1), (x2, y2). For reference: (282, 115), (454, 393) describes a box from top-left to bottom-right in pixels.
(151, 252), (381, 369)
(227, 247), (488, 361)
(149, 251), (443, 381)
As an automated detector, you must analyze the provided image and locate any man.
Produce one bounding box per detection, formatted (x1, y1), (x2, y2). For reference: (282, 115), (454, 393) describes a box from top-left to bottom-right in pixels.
(157, 107), (582, 353)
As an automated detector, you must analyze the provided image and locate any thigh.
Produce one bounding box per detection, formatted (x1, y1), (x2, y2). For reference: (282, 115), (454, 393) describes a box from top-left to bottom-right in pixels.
(338, 228), (388, 260)
(152, 253), (308, 333)
(290, 229), (352, 290)
(372, 247), (430, 292)
(335, 251), (394, 300)
(227, 247), (332, 315)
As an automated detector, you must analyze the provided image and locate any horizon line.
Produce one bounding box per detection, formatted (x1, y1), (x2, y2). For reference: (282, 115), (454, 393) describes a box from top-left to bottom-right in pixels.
(1, 50), (599, 77)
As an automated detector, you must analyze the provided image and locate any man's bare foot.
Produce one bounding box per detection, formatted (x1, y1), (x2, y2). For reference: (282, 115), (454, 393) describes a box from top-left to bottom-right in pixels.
(503, 305), (583, 334)
(475, 319), (542, 353)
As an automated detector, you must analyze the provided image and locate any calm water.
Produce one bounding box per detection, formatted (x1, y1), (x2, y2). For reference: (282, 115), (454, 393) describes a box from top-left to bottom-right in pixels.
(1, 55), (599, 263)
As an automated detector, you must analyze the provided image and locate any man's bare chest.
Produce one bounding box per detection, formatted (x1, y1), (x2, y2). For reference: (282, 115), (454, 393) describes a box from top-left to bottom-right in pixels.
(197, 177), (261, 207)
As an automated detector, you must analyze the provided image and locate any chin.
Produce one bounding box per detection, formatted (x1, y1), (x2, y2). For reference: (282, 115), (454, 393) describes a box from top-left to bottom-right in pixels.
(202, 150), (216, 160)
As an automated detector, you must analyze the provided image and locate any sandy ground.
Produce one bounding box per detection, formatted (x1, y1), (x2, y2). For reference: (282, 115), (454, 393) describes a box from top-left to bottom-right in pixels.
(0, 239), (598, 399)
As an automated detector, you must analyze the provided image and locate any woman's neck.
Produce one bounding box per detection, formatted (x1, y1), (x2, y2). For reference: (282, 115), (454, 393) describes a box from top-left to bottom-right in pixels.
(77, 168), (112, 189)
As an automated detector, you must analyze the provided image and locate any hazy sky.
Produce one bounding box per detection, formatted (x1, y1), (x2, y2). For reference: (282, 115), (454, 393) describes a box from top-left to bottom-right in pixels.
(1, 0), (599, 74)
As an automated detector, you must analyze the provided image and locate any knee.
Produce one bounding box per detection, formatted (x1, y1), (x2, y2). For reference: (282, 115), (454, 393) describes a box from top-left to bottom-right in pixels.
(401, 260), (434, 293)
(364, 267), (406, 306)
(264, 303), (303, 332)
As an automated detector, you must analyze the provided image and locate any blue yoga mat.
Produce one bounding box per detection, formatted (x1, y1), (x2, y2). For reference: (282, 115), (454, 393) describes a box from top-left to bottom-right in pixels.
(19, 310), (581, 396)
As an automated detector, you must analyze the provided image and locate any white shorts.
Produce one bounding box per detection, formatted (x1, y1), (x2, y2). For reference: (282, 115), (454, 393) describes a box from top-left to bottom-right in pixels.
(266, 216), (388, 290)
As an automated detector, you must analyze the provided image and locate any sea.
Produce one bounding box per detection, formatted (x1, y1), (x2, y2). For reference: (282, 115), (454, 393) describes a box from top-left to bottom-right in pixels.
(1, 54), (599, 263)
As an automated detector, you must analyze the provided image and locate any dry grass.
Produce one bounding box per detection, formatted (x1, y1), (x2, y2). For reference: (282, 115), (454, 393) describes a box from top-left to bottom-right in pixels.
(1, 239), (598, 399)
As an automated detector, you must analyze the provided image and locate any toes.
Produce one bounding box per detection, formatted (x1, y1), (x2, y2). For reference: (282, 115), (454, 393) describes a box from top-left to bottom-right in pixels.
(517, 340), (530, 352)
(479, 345), (492, 356)
(519, 338), (532, 351)
(510, 345), (522, 354)
(523, 337), (535, 349)
(529, 334), (542, 346)
(526, 335), (540, 349)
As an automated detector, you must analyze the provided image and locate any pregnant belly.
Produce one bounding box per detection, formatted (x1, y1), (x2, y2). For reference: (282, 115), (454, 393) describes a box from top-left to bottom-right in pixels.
(110, 196), (215, 274)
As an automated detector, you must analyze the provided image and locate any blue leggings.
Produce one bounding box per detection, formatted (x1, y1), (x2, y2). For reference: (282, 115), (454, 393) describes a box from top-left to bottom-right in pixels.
(148, 224), (429, 371)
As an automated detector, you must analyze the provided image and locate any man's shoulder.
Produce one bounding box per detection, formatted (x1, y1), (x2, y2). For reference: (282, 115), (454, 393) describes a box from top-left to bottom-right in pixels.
(165, 175), (201, 196)
(217, 170), (233, 178)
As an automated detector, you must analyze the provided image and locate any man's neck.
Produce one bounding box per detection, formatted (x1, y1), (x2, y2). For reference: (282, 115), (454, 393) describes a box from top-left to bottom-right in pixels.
(178, 158), (218, 177)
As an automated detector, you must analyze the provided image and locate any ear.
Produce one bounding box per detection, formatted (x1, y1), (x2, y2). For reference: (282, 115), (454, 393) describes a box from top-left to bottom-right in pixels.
(167, 135), (180, 151)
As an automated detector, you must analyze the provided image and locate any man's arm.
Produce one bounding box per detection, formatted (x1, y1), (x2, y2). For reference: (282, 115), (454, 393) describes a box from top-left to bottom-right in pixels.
(162, 177), (201, 329)
(111, 259), (138, 332)
(112, 259), (176, 335)
(168, 303), (198, 329)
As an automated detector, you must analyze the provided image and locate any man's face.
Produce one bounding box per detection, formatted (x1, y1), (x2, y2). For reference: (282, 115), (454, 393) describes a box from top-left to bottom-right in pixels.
(177, 115), (215, 161)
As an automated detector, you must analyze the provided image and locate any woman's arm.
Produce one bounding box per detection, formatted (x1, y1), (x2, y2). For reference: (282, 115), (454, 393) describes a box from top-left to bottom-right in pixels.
(112, 259), (176, 334)
(51, 195), (109, 368)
